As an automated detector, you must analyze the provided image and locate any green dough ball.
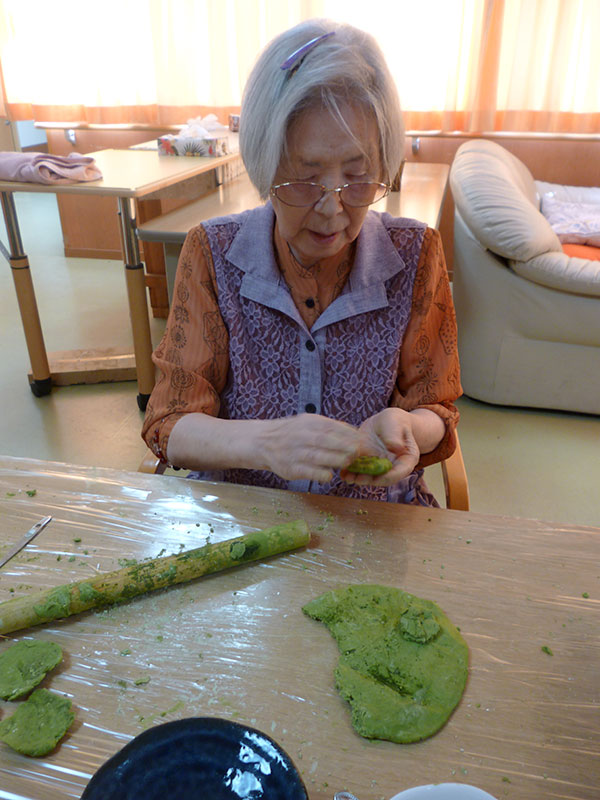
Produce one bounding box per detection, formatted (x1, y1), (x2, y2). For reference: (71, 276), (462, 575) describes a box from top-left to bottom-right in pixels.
(345, 456), (393, 476)
(0, 688), (74, 757)
(0, 640), (63, 701)
(302, 584), (468, 743)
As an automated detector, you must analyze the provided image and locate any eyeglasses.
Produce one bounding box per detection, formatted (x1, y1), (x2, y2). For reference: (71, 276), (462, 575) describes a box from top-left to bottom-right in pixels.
(270, 181), (390, 208)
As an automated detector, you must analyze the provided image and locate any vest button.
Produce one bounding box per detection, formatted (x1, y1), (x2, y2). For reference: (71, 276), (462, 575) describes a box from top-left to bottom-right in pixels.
(305, 340), (316, 351)
(305, 297), (315, 308)
(305, 403), (316, 413)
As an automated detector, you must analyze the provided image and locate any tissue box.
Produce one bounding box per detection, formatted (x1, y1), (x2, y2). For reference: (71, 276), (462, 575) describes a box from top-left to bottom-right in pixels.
(157, 134), (229, 157)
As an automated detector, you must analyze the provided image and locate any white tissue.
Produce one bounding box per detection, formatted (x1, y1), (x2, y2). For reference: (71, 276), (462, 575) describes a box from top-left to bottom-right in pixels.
(179, 115), (228, 140)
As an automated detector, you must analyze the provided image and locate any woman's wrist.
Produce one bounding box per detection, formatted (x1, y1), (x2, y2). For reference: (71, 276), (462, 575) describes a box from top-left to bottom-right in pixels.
(407, 408), (445, 455)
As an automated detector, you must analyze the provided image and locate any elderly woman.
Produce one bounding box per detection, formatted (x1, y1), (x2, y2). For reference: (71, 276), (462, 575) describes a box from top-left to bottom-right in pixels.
(142, 19), (461, 506)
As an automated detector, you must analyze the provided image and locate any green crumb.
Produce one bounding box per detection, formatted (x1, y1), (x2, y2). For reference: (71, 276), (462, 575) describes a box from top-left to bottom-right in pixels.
(541, 645), (554, 656)
(0, 640), (63, 701)
(582, 592), (590, 598)
(78, 583), (102, 604)
(159, 700), (185, 718)
(156, 635), (164, 642)
(33, 586), (72, 622)
(117, 679), (127, 688)
(120, 649), (131, 656)
(134, 676), (150, 686)
(56, 555), (62, 561)
(73, 537), (82, 543)
(25, 489), (37, 497)
(0, 688), (74, 756)
(118, 558), (138, 568)
(399, 606), (441, 644)
(6, 491), (16, 497)
(345, 456), (393, 476)
(502, 777), (512, 783)
(68, 556), (76, 562)
(158, 564), (177, 583)
(229, 541), (246, 559)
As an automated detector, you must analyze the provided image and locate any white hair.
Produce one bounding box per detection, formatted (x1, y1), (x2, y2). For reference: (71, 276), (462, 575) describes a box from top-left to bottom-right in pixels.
(240, 19), (405, 200)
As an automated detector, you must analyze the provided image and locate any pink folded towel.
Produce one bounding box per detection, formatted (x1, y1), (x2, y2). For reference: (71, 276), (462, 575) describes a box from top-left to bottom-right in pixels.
(0, 151), (102, 184)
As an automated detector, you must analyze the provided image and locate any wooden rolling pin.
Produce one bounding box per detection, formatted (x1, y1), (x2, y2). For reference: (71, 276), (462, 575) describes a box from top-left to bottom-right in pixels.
(0, 519), (310, 635)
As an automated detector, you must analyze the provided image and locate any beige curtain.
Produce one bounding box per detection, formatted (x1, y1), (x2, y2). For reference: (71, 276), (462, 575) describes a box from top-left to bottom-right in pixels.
(0, 0), (598, 133)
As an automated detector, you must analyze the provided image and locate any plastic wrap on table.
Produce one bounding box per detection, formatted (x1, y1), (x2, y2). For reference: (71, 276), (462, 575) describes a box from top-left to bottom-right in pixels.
(0, 456), (598, 800)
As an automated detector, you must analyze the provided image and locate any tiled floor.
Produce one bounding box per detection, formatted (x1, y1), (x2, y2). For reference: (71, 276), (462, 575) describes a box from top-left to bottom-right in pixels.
(1, 192), (598, 527)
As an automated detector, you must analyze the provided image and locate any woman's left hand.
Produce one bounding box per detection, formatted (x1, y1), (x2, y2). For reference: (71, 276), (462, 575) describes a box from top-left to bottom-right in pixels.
(340, 408), (421, 486)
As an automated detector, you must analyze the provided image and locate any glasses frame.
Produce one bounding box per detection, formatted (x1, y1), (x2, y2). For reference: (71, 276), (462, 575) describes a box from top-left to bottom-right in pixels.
(270, 180), (391, 208)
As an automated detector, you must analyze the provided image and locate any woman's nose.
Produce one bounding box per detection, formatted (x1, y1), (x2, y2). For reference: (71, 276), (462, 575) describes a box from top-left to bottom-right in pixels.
(314, 187), (344, 214)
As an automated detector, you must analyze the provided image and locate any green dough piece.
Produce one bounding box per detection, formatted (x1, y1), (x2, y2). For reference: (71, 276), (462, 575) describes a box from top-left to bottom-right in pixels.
(0, 688), (74, 756)
(345, 456), (393, 476)
(0, 640), (63, 700)
(302, 584), (468, 743)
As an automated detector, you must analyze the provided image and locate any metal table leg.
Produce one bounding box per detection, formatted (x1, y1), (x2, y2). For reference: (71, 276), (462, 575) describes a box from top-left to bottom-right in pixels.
(1, 191), (52, 396)
(118, 197), (155, 411)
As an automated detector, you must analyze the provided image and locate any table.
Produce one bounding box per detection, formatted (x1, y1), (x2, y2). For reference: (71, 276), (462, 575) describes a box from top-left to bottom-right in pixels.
(0, 148), (239, 410)
(0, 456), (597, 800)
(137, 161), (450, 304)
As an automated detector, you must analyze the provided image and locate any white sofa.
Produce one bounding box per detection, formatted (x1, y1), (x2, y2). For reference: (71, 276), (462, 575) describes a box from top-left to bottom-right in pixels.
(449, 139), (600, 415)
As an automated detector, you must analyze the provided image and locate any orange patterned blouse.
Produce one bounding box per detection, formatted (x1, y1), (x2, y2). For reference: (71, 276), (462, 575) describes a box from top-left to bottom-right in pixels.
(142, 218), (461, 470)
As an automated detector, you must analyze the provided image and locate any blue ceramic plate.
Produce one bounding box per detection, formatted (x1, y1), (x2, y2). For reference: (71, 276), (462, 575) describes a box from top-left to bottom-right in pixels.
(82, 717), (308, 800)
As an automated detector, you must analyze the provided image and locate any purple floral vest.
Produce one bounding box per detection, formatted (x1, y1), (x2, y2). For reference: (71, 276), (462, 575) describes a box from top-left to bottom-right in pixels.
(200, 207), (432, 504)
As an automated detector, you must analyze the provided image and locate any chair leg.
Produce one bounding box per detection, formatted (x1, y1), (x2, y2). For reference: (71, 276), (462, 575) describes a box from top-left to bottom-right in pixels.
(138, 450), (167, 475)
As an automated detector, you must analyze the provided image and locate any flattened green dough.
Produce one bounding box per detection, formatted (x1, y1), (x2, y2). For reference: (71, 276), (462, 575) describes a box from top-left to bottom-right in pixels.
(0, 640), (63, 700)
(345, 456), (393, 476)
(0, 688), (74, 756)
(302, 584), (468, 743)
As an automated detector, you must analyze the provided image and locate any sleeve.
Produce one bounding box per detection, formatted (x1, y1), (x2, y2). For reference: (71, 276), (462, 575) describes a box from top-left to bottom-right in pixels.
(141, 224), (230, 463)
(390, 227), (462, 469)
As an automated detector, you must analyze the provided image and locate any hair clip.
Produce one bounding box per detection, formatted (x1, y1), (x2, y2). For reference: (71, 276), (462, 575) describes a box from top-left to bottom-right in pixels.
(280, 31), (335, 72)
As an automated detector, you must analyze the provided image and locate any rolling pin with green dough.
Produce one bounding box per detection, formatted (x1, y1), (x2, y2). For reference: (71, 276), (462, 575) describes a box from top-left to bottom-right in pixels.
(0, 519), (310, 635)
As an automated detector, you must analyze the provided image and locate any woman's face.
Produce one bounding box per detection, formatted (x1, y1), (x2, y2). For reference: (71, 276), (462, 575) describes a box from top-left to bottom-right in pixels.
(271, 103), (381, 267)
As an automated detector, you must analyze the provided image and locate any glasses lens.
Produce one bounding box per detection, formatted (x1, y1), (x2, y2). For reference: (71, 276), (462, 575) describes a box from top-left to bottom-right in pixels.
(273, 182), (322, 206)
(340, 182), (388, 207)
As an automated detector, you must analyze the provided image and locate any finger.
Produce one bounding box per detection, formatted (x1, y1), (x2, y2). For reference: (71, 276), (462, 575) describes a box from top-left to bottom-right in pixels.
(277, 460), (334, 483)
(373, 453), (419, 485)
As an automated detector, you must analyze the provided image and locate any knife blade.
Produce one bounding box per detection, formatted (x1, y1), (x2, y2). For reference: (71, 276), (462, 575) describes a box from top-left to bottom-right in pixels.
(0, 515), (52, 569)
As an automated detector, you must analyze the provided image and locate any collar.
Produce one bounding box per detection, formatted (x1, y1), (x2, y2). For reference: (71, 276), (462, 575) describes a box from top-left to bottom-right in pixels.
(224, 203), (415, 328)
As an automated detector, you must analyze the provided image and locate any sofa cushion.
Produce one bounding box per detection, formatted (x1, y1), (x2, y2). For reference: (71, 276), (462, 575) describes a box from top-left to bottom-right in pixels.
(510, 250), (600, 297)
(450, 140), (562, 262)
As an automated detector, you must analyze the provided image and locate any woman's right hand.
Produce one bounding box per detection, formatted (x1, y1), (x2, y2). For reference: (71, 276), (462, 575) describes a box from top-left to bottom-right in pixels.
(258, 413), (361, 483)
